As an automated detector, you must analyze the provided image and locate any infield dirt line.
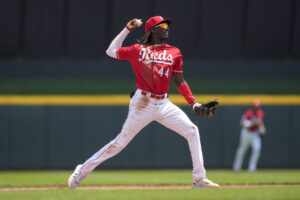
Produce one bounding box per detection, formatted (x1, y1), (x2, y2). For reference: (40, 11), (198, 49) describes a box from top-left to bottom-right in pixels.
(0, 184), (299, 191)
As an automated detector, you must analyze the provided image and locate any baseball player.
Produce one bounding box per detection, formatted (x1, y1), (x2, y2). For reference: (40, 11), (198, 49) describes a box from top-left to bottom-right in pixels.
(68, 16), (219, 188)
(233, 99), (266, 173)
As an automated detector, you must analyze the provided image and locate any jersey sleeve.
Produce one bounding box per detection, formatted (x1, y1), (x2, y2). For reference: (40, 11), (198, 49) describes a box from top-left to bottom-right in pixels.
(244, 110), (252, 119)
(259, 110), (265, 118)
(172, 50), (183, 74)
(117, 44), (137, 60)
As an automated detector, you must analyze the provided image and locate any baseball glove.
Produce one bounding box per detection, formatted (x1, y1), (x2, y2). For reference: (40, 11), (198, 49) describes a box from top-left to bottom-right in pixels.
(193, 100), (219, 117)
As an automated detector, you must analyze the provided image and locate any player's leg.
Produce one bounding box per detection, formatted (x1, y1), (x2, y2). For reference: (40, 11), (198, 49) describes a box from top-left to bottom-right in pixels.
(248, 133), (261, 172)
(68, 93), (154, 188)
(156, 99), (218, 187)
(80, 93), (155, 176)
(80, 116), (152, 177)
(233, 129), (252, 172)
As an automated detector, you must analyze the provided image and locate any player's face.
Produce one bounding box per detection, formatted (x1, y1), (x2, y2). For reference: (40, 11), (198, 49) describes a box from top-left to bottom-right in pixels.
(153, 23), (169, 40)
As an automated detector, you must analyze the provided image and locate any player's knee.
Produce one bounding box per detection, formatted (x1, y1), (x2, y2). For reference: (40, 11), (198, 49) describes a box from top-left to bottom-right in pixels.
(185, 125), (199, 140)
(192, 125), (199, 133)
(253, 146), (261, 152)
(253, 142), (261, 152)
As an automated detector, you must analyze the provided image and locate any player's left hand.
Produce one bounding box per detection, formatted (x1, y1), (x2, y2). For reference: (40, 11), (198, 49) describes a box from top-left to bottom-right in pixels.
(193, 100), (218, 117)
(258, 124), (266, 135)
(126, 18), (143, 31)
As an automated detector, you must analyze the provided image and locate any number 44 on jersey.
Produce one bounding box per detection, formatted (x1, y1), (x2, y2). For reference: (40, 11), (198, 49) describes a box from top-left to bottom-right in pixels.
(158, 67), (169, 78)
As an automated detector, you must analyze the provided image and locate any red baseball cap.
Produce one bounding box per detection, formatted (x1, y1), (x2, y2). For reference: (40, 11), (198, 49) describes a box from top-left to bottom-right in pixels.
(253, 99), (261, 107)
(145, 16), (172, 33)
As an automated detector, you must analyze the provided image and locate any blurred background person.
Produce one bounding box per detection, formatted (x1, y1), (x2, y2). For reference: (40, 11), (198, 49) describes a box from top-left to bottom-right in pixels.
(233, 99), (266, 173)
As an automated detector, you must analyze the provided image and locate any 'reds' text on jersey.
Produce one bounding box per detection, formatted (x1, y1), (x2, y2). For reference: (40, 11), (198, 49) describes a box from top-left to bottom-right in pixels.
(117, 44), (183, 95)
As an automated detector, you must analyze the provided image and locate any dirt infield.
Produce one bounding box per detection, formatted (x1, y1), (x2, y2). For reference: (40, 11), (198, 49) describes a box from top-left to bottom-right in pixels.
(0, 184), (299, 191)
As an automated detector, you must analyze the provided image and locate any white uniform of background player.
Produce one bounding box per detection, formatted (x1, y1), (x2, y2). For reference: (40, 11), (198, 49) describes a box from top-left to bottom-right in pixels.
(68, 16), (219, 188)
(233, 99), (266, 172)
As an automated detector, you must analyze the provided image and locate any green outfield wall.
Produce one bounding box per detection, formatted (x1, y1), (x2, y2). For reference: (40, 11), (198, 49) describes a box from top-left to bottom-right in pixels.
(0, 96), (299, 169)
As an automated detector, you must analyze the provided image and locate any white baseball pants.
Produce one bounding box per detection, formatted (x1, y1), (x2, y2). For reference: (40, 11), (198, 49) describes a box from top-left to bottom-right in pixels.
(233, 128), (262, 172)
(80, 89), (206, 180)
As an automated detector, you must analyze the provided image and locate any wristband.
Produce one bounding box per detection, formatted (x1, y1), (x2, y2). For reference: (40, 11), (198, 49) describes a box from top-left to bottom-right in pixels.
(177, 83), (196, 105)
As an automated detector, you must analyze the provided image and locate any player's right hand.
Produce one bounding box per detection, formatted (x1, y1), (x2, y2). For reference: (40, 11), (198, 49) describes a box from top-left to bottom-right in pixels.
(126, 18), (143, 31)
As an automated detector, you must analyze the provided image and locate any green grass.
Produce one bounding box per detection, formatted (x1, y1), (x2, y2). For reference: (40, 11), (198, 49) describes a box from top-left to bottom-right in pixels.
(0, 187), (300, 200)
(0, 169), (300, 200)
(0, 77), (299, 94)
(0, 169), (300, 187)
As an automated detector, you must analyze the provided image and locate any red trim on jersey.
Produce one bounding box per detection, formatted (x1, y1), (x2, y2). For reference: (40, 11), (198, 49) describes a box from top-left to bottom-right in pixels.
(177, 82), (196, 104)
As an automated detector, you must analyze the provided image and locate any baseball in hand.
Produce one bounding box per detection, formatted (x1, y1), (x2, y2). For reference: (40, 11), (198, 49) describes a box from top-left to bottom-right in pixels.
(126, 18), (143, 31)
(135, 19), (142, 26)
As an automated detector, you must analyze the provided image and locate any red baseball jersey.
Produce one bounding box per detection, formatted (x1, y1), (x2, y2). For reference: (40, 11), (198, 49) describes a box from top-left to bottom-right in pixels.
(243, 109), (265, 132)
(117, 43), (183, 95)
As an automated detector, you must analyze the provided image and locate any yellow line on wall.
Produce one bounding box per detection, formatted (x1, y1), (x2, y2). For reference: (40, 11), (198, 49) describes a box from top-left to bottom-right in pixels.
(190, 95), (300, 105)
(0, 95), (130, 105)
(0, 95), (300, 106)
